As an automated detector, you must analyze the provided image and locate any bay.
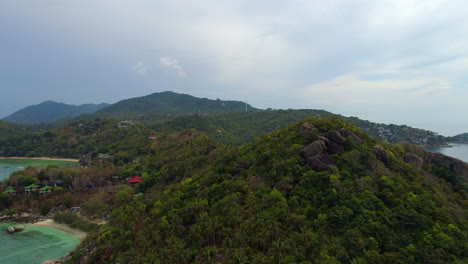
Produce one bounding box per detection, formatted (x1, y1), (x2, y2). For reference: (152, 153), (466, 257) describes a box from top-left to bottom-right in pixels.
(0, 222), (81, 264)
(0, 158), (77, 181)
(426, 144), (468, 162)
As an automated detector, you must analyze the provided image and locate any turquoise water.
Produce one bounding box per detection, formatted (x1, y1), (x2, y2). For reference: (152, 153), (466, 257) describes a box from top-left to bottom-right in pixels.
(0, 222), (81, 264)
(0, 159), (77, 181)
(426, 144), (468, 162)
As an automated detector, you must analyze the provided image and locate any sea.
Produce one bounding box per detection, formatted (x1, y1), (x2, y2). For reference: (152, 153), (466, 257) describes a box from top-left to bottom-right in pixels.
(0, 158), (77, 181)
(425, 144), (468, 162)
(0, 158), (80, 264)
(0, 222), (81, 264)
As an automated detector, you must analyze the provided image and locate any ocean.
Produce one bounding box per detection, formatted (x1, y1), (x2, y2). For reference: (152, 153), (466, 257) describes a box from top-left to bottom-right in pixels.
(426, 144), (468, 162)
(0, 158), (77, 181)
(0, 222), (81, 264)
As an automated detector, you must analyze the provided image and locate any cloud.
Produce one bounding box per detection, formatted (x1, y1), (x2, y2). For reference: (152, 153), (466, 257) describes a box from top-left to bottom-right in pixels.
(131, 61), (148, 76)
(2, 0), (468, 134)
(159, 57), (187, 78)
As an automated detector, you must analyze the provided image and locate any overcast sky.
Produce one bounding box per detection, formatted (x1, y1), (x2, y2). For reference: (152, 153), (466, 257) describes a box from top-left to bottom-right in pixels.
(1, 0), (467, 136)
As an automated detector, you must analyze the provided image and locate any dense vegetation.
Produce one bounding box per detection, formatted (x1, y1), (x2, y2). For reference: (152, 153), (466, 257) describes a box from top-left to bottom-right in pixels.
(57, 117), (466, 264)
(0, 119), (154, 159)
(86, 91), (260, 120)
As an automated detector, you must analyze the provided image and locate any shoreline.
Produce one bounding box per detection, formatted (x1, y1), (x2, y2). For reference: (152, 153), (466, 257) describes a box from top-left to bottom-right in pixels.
(0, 156), (78, 162)
(31, 219), (87, 239)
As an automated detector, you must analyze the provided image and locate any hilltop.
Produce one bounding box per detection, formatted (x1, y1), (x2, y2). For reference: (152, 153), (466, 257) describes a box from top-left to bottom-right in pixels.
(87, 91), (260, 119)
(2, 101), (109, 125)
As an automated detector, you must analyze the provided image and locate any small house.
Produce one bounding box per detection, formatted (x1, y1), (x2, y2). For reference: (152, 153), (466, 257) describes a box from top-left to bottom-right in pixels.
(3, 186), (16, 196)
(128, 176), (143, 184)
(39, 185), (53, 195)
(148, 134), (157, 140)
(24, 184), (39, 194)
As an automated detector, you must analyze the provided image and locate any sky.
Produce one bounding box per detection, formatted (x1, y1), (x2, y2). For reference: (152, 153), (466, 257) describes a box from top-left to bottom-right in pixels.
(1, 0), (467, 136)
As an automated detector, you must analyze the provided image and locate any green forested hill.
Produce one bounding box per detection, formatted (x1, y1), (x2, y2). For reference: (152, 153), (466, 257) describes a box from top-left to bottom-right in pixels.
(2, 101), (109, 125)
(0, 109), (450, 159)
(0, 119), (154, 159)
(151, 110), (448, 146)
(67, 117), (467, 264)
(447, 133), (468, 144)
(87, 91), (260, 120)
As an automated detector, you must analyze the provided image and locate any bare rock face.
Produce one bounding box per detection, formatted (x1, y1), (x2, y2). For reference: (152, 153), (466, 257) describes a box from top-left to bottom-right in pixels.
(425, 153), (468, 181)
(324, 139), (345, 154)
(305, 153), (336, 173)
(339, 128), (363, 144)
(373, 145), (390, 167)
(326, 130), (345, 145)
(404, 153), (424, 169)
(302, 141), (324, 158)
(300, 122), (318, 137)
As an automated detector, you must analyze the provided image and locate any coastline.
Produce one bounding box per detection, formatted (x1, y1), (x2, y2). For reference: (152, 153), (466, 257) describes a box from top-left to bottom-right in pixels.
(0, 156), (78, 162)
(31, 219), (87, 239)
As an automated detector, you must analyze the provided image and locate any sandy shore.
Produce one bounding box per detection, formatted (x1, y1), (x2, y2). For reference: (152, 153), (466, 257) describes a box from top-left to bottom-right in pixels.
(31, 219), (87, 239)
(0, 156), (78, 162)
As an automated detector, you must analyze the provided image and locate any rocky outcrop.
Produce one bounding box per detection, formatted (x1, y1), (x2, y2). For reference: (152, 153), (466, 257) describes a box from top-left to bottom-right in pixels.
(404, 153), (424, 169)
(306, 153), (336, 173)
(373, 145), (390, 167)
(0, 212), (47, 224)
(326, 130), (345, 145)
(301, 127), (366, 172)
(340, 128), (363, 145)
(302, 141), (325, 158)
(323, 137), (345, 154)
(300, 122), (318, 137)
(425, 153), (468, 181)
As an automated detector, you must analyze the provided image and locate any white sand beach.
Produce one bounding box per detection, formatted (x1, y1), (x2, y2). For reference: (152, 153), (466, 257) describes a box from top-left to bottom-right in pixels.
(32, 219), (87, 239)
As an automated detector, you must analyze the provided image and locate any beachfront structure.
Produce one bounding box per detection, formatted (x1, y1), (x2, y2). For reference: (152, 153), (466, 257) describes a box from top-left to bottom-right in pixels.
(39, 185), (53, 195)
(3, 186), (16, 196)
(24, 184), (39, 194)
(128, 176), (143, 183)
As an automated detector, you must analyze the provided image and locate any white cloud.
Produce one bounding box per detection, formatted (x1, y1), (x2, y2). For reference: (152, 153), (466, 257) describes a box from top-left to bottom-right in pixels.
(131, 61), (148, 76)
(159, 57), (187, 78)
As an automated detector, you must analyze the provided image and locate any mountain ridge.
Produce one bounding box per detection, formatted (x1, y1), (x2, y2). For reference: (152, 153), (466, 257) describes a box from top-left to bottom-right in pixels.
(90, 91), (260, 119)
(2, 101), (109, 125)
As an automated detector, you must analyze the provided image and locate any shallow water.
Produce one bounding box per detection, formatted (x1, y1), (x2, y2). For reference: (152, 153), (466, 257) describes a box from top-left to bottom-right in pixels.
(0, 222), (81, 264)
(0, 159), (76, 181)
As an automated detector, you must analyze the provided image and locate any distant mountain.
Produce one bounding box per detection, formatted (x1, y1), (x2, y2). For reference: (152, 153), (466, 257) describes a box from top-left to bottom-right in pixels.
(89, 91), (260, 119)
(447, 133), (468, 144)
(2, 101), (110, 124)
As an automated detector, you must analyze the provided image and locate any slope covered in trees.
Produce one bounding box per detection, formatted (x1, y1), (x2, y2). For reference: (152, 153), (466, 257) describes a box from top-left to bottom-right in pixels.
(65, 117), (467, 264)
(86, 91), (260, 120)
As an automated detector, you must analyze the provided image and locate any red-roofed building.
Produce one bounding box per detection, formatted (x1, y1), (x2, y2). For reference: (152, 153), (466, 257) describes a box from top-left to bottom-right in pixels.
(128, 176), (143, 183)
(148, 135), (157, 140)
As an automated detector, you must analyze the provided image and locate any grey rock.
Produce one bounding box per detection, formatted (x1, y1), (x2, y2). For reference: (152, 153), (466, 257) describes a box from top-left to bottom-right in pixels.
(373, 145), (390, 167)
(340, 128), (363, 144)
(325, 139), (344, 154)
(302, 141), (324, 158)
(300, 122), (318, 137)
(404, 153), (424, 169)
(326, 130), (345, 145)
(305, 153), (336, 173)
(425, 152), (468, 181)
